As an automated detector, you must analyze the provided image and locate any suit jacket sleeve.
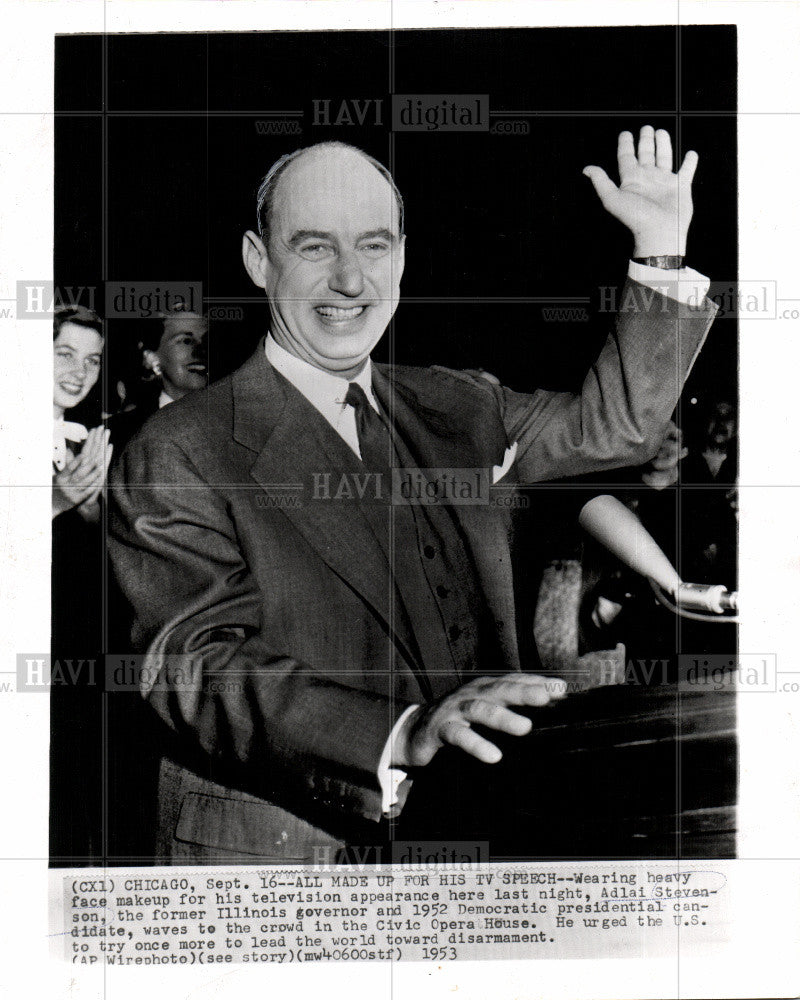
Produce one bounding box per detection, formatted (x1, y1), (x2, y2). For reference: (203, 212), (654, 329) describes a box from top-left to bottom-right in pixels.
(109, 432), (408, 826)
(493, 279), (718, 482)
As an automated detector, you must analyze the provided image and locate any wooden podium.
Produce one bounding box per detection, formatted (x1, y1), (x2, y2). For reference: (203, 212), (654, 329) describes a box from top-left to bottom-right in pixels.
(396, 682), (737, 860)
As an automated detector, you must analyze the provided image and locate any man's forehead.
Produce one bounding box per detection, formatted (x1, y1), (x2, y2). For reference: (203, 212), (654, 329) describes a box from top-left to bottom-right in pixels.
(162, 315), (207, 336)
(272, 149), (400, 236)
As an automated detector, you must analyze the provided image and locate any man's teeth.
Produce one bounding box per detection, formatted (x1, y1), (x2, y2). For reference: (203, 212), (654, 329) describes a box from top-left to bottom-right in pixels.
(316, 305), (365, 319)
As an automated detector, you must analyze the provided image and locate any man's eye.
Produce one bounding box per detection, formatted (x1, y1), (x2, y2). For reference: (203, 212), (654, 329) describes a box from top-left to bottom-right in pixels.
(299, 244), (334, 260)
(361, 242), (390, 257)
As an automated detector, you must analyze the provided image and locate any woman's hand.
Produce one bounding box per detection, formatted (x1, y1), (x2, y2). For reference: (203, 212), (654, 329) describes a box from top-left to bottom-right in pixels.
(52, 427), (112, 519)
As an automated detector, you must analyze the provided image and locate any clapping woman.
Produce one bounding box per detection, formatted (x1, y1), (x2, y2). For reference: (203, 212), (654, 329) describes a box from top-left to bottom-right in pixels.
(51, 306), (111, 865)
(53, 307), (111, 519)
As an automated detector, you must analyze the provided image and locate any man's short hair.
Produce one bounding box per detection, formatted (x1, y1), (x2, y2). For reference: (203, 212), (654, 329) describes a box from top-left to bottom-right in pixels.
(255, 141), (405, 250)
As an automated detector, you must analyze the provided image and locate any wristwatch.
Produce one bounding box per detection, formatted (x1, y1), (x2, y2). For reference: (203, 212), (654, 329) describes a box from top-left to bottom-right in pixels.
(631, 255), (685, 270)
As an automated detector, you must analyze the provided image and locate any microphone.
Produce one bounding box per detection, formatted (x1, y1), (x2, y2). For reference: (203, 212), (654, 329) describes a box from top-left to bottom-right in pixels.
(673, 582), (738, 615)
(578, 494), (738, 618)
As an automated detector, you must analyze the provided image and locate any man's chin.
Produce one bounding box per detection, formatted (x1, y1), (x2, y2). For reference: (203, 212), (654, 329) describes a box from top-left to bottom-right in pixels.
(308, 329), (387, 368)
(312, 349), (374, 376)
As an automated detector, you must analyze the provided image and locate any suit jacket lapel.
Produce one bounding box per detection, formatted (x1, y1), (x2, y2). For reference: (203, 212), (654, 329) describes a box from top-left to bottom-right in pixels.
(232, 345), (424, 679)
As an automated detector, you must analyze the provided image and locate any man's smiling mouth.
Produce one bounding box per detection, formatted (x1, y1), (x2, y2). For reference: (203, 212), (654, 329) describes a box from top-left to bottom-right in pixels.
(314, 305), (367, 321)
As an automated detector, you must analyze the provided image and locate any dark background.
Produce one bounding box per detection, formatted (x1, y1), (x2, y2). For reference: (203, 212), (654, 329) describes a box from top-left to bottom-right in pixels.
(56, 26), (737, 406)
(53, 27), (737, 864)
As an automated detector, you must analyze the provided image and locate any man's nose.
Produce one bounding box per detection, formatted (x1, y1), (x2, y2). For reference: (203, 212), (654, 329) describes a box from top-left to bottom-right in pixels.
(328, 253), (365, 297)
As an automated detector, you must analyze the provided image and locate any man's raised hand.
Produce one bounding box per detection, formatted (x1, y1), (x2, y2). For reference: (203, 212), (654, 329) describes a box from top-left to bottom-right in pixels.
(583, 126), (698, 257)
(393, 673), (568, 768)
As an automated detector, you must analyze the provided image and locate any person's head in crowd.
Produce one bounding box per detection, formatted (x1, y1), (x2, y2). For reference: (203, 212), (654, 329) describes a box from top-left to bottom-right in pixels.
(139, 308), (208, 404)
(242, 141), (405, 379)
(703, 399), (736, 452)
(640, 420), (687, 490)
(53, 306), (104, 419)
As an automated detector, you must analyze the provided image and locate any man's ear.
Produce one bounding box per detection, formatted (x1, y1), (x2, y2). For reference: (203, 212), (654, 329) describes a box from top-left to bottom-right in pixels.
(242, 230), (270, 289)
(397, 234), (406, 283)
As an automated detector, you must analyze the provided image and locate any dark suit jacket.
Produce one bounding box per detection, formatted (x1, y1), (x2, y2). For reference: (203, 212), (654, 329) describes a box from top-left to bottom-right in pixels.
(107, 393), (161, 456)
(109, 281), (717, 863)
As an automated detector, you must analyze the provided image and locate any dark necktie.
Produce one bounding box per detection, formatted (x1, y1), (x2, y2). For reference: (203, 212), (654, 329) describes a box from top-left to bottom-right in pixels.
(344, 381), (394, 472)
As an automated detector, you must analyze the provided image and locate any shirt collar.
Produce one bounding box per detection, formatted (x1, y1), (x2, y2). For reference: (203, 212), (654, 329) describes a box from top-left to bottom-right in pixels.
(158, 390), (174, 409)
(53, 417), (88, 443)
(264, 334), (376, 410)
(53, 418), (87, 471)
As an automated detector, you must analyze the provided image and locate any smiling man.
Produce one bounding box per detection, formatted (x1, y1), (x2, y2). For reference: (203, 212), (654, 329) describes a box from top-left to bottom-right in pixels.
(244, 143), (405, 378)
(110, 133), (718, 863)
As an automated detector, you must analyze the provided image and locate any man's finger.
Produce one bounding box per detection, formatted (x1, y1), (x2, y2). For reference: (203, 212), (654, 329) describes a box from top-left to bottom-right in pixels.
(655, 128), (672, 170)
(678, 149), (699, 184)
(460, 699), (533, 736)
(514, 684), (563, 708)
(473, 673), (567, 699)
(441, 721), (502, 764)
(637, 124), (656, 167)
(477, 677), (567, 708)
(616, 130), (637, 179)
(582, 166), (618, 209)
(506, 673), (568, 695)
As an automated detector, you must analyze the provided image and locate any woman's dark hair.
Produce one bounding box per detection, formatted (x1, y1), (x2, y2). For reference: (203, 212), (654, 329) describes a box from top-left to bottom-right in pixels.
(53, 305), (105, 422)
(53, 304), (104, 341)
(137, 319), (166, 354)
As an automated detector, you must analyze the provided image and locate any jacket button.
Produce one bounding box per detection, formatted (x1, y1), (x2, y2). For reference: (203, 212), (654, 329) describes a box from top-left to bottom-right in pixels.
(423, 545), (436, 559)
(448, 624), (462, 641)
(436, 584), (449, 598)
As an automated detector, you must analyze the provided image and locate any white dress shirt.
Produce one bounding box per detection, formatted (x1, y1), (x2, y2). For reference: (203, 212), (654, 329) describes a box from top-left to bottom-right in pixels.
(627, 260), (710, 304)
(264, 336), (381, 455)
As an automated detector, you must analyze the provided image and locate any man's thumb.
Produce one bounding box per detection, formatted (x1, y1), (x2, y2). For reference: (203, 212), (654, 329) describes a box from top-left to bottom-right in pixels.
(582, 165), (618, 206)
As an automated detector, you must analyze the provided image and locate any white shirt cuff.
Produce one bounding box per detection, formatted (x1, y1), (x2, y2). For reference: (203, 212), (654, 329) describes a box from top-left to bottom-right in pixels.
(377, 705), (419, 815)
(628, 260), (711, 307)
